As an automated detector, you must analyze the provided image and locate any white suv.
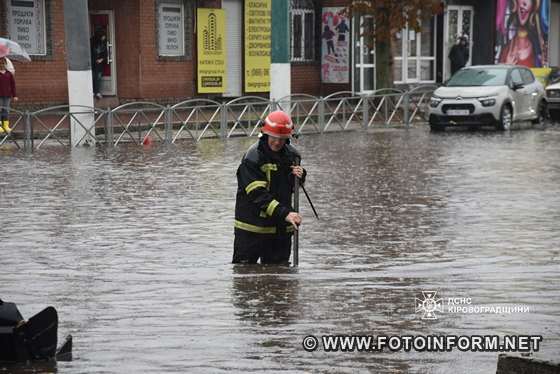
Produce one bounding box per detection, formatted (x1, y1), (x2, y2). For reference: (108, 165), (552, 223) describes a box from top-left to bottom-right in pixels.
(429, 65), (546, 131)
(545, 77), (560, 121)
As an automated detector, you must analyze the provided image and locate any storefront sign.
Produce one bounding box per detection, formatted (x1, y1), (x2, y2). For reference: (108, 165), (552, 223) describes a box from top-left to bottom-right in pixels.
(244, 0), (271, 92)
(158, 1), (184, 56)
(7, 0), (46, 55)
(495, 0), (550, 67)
(197, 8), (226, 93)
(321, 7), (349, 83)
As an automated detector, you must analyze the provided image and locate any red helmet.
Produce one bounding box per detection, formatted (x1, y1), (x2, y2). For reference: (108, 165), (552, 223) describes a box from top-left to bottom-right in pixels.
(262, 111), (293, 139)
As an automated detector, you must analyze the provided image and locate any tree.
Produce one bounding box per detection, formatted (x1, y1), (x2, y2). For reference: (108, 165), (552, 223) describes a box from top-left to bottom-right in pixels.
(345, 0), (441, 89)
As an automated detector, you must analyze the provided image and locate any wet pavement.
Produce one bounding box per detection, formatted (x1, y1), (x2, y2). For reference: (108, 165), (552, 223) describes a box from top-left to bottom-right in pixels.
(1, 126), (559, 373)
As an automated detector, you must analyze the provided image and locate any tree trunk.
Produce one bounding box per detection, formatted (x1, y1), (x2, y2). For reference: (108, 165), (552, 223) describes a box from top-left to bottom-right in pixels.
(375, 39), (393, 89)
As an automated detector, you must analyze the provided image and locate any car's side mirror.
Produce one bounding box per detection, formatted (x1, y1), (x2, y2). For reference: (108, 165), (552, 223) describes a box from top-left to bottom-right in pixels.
(512, 82), (524, 90)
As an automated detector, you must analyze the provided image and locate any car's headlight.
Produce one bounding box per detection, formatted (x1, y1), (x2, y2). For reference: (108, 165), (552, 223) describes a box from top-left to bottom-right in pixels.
(546, 89), (560, 98)
(430, 96), (442, 108)
(478, 97), (496, 107)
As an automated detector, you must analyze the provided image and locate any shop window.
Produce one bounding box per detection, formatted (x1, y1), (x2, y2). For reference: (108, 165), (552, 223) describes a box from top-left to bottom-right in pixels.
(393, 17), (436, 83)
(419, 17), (436, 82)
(6, 0), (47, 56)
(156, 0), (193, 59)
(291, 0), (315, 62)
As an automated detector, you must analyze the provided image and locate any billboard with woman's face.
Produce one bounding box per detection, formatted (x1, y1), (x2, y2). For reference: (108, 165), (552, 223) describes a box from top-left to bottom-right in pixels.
(495, 0), (550, 67)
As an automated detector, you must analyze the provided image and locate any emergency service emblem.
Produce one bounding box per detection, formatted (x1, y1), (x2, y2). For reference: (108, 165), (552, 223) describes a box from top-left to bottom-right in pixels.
(415, 291), (443, 320)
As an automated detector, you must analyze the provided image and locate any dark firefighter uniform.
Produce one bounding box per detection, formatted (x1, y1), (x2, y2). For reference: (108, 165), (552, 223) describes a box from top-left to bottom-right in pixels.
(233, 135), (306, 264)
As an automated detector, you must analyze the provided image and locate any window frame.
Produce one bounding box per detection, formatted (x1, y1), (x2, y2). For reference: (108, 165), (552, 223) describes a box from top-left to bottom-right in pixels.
(156, 0), (188, 58)
(393, 17), (437, 84)
(6, 0), (47, 56)
(290, 7), (315, 63)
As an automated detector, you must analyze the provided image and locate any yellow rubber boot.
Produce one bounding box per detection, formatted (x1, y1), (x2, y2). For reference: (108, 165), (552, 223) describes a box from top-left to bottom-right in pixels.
(0, 126), (4, 134)
(2, 120), (11, 133)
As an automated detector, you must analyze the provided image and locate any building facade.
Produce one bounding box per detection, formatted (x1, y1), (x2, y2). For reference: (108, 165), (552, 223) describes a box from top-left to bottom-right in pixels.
(1, 0), (559, 107)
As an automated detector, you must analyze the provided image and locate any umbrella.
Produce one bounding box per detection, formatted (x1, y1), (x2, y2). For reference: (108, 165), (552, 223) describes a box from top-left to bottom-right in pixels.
(0, 37), (31, 62)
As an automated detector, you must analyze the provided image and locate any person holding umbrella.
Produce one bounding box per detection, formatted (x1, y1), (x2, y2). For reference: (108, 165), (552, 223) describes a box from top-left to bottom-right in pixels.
(0, 37), (30, 134)
(0, 56), (17, 134)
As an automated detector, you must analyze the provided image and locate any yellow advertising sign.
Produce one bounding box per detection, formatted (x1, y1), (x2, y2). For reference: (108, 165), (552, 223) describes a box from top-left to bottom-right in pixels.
(197, 8), (226, 93)
(530, 68), (552, 86)
(244, 0), (271, 92)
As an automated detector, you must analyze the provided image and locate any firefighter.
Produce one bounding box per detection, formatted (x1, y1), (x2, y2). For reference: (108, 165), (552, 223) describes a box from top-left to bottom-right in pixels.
(233, 110), (306, 265)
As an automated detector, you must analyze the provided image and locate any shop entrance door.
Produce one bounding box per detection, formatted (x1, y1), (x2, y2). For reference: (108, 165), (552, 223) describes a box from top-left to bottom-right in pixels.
(90, 11), (117, 96)
(352, 15), (375, 93)
(394, 26), (420, 84)
(444, 5), (473, 80)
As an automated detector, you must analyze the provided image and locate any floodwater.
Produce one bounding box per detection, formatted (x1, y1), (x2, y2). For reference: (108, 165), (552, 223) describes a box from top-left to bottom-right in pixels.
(1, 127), (559, 373)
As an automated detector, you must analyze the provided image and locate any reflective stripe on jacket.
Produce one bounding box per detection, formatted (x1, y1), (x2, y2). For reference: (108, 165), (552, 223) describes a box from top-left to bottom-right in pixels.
(234, 136), (305, 234)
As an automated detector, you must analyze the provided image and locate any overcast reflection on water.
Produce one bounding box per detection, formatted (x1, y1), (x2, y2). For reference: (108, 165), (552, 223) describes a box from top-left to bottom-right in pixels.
(1, 127), (559, 373)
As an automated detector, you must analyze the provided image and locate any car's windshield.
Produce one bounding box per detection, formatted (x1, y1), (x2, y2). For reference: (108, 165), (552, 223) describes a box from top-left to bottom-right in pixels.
(447, 68), (508, 87)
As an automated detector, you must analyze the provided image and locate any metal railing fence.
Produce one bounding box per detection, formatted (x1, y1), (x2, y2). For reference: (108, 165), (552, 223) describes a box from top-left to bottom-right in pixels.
(0, 87), (435, 152)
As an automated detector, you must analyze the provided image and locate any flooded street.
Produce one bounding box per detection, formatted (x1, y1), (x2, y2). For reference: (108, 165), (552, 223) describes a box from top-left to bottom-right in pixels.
(1, 127), (559, 373)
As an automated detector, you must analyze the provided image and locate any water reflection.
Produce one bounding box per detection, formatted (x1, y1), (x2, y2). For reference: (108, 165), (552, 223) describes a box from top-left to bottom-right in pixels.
(1, 127), (559, 372)
(0, 361), (57, 374)
(231, 265), (300, 327)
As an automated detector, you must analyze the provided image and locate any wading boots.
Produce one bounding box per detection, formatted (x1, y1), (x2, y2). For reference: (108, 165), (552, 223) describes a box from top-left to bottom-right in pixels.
(2, 120), (11, 133)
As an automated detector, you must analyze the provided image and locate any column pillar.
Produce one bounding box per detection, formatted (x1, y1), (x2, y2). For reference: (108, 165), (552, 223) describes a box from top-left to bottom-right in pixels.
(270, 0), (291, 103)
(63, 0), (95, 146)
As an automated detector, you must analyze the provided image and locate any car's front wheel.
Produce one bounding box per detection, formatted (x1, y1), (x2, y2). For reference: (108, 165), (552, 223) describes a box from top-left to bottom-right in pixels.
(531, 100), (547, 126)
(496, 104), (513, 131)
